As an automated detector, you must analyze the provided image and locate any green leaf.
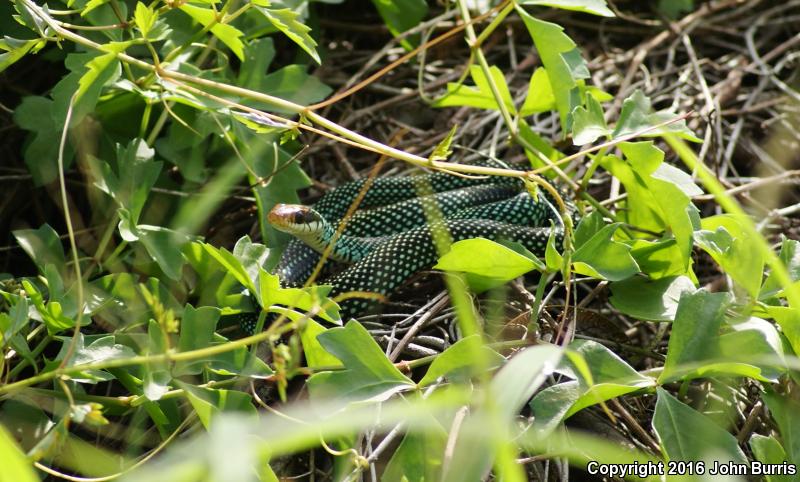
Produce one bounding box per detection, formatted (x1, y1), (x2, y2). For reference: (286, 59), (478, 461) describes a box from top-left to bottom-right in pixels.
(178, 382), (257, 430)
(434, 65), (515, 113)
(255, 8), (320, 64)
(750, 434), (795, 482)
(0, 424), (39, 482)
(630, 239), (693, 279)
(489, 344), (562, 422)
(653, 388), (747, 464)
(23, 280), (76, 336)
(307, 321), (414, 403)
(369, 0), (427, 49)
(696, 215), (765, 298)
(572, 217), (639, 281)
(719, 317), (785, 382)
(660, 290), (729, 382)
(610, 275), (696, 321)
(142, 320), (171, 401)
(12, 96), (62, 184)
(82, 0), (110, 16)
(258, 268), (341, 324)
(761, 238), (800, 299)
(612, 90), (700, 141)
(765, 306), (800, 358)
(418, 335), (503, 388)
(179, 4), (244, 61)
(517, 7), (586, 131)
(51, 333), (134, 382)
(0, 296), (29, 349)
(175, 305), (221, 376)
(763, 390), (800, 468)
(134, 225), (189, 281)
(298, 319), (342, 368)
(571, 93), (609, 145)
(520, 67), (556, 115)
(202, 242), (257, 299)
(76, 42), (128, 104)
(601, 141), (700, 269)
(94, 139), (161, 228)
(232, 236), (270, 291)
(237, 38), (276, 91)
(658, 0), (694, 19)
(383, 427), (448, 482)
(520, 0), (614, 17)
(13, 224), (66, 276)
(429, 125), (457, 162)
(0, 37), (44, 74)
(530, 340), (655, 436)
(435, 237), (543, 280)
(134, 2), (157, 38)
(544, 225), (564, 271)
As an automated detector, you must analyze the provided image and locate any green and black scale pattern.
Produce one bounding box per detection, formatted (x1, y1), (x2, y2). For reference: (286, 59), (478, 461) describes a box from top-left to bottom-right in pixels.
(274, 159), (524, 285)
(238, 160), (576, 334)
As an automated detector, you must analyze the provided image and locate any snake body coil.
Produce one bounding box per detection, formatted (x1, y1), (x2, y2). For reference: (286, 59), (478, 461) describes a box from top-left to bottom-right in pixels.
(248, 161), (576, 332)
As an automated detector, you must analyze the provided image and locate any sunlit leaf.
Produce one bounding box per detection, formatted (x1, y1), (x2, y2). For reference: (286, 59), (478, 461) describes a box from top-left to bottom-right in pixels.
(571, 93), (609, 145)
(255, 7), (320, 64)
(697, 215), (765, 298)
(520, 0), (614, 17)
(307, 321), (414, 403)
(520, 67), (556, 115)
(0, 424), (39, 482)
(134, 2), (156, 38)
(418, 335), (503, 388)
(572, 214), (639, 281)
(517, 7), (586, 131)
(179, 4), (245, 61)
(612, 90), (700, 141)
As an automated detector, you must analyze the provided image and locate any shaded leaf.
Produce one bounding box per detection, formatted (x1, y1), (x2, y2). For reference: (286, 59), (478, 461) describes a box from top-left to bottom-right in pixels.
(653, 388), (747, 464)
(369, 0), (427, 49)
(489, 344), (562, 422)
(179, 382), (257, 430)
(13, 224), (65, 276)
(750, 434), (794, 482)
(610, 275), (695, 321)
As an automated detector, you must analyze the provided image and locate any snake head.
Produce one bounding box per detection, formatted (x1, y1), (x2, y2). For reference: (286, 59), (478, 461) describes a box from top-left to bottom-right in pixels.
(268, 204), (325, 235)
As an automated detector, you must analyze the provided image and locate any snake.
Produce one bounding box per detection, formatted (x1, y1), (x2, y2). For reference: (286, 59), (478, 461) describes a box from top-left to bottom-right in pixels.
(237, 161), (576, 334)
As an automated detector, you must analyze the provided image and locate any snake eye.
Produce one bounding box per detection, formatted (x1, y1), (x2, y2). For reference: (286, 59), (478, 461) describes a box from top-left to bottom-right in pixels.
(293, 210), (316, 224)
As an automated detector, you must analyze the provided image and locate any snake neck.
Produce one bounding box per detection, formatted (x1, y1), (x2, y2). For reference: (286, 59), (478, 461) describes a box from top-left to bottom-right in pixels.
(279, 213), (385, 264)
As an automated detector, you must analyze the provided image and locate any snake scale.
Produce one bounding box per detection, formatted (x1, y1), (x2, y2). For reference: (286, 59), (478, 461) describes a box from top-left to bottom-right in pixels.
(238, 160), (576, 334)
